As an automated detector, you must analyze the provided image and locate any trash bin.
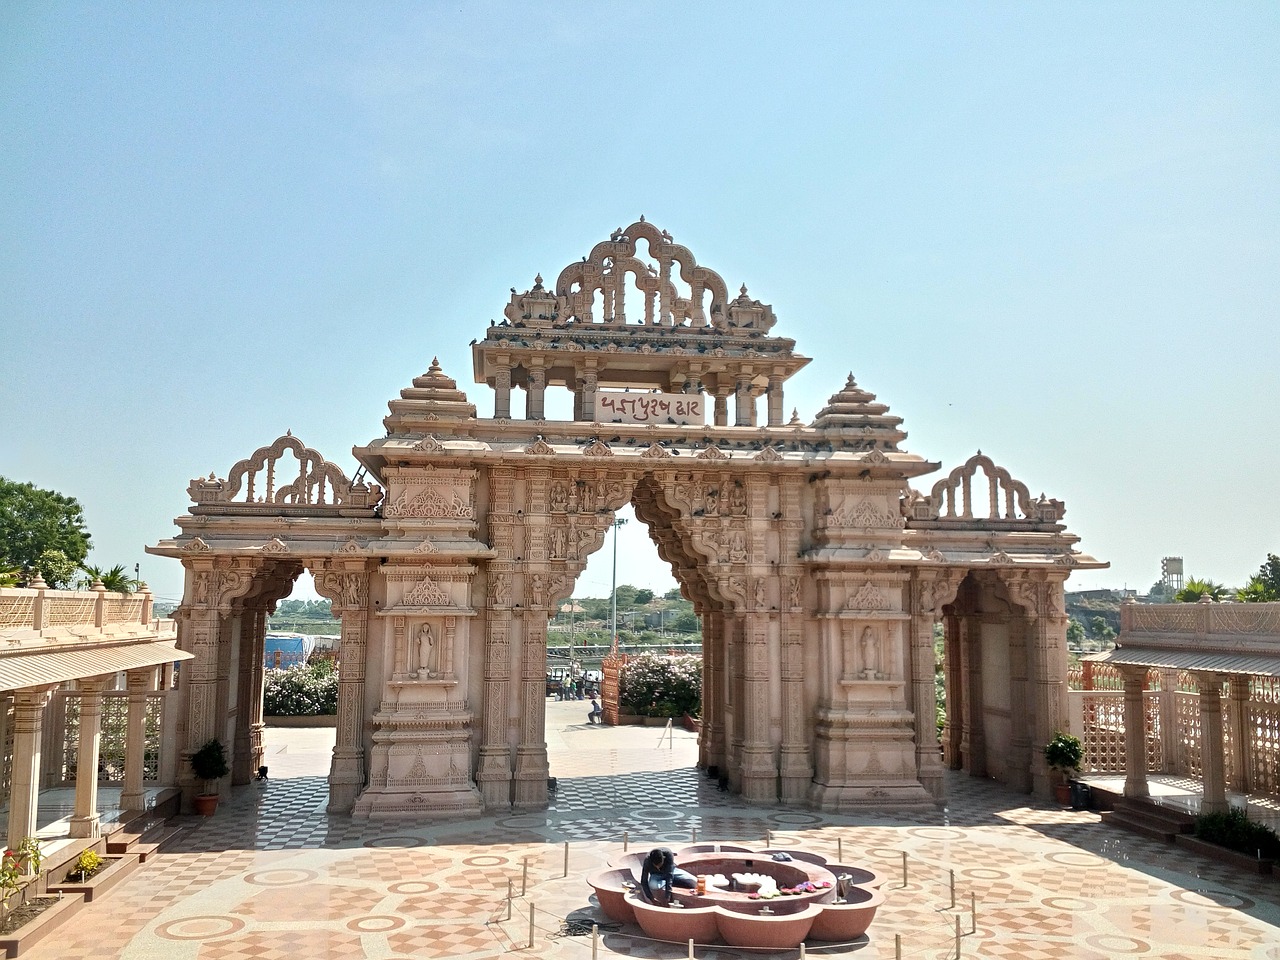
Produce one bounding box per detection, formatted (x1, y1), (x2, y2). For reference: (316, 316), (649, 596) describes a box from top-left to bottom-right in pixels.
(1069, 780), (1092, 811)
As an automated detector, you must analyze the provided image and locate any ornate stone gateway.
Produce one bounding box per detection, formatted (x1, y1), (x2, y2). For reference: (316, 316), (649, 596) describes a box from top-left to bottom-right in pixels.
(150, 221), (1103, 817)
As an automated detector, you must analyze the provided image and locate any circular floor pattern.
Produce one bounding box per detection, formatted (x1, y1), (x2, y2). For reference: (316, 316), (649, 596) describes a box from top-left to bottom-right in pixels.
(1042, 895), (1098, 912)
(1044, 850), (1107, 867)
(388, 880), (439, 895)
(156, 915), (246, 941)
(905, 826), (965, 841)
(1169, 887), (1253, 910)
(244, 868), (320, 887)
(346, 915), (407, 934)
(866, 847), (909, 861)
(462, 854), (508, 867)
(768, 812), (824, 824)
(364, 835), (426, 849)
(1084, 934), (1149, 954)
(960, 867), (1010, 881)
(634, 807), (682, 820)
(499, 815), (549, 828)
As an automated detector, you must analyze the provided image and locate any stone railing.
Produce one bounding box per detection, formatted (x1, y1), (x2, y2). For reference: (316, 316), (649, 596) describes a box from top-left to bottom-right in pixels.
(0, 583), (173, 643)
(1122, 600), (1280, 637)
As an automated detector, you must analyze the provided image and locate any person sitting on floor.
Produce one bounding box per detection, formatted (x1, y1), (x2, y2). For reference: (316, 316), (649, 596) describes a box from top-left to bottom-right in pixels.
(639, 847), (696, 905)
(587, 697), (603, 724)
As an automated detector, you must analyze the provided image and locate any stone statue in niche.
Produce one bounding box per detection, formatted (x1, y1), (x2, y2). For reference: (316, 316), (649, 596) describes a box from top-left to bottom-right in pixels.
(704, 485), (720, 516)
(859, 626), (883, 680)
(550, 527), (567, 559)
(754, 579), (766, 609)
(729, 482), (746, 516)
(580, 482), (597, 513)
(489, 575), (510, 607)
(531, 574), (546, 607)
(728, 530), (747, 563)
(412, 622), (438, 679)
(193, 572), (210, 605)
(787, 576), (802, 608)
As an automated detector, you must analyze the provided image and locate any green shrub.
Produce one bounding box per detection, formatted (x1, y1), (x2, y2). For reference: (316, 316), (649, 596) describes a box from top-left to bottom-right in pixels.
(620, 653), (701, 718)
(1195, 808), (1280, 859)
(264, 658), (338, 716)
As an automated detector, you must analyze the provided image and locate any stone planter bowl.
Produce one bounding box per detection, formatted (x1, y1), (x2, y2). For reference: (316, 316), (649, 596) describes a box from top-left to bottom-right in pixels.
(585, 867), (639, 924)
(628, 892), (722, 945)
(714, 901), (822, 948)
(807, 884), (885, 942)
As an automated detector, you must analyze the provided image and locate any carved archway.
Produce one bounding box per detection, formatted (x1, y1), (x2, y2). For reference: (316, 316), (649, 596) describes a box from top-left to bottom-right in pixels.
(151, 223), (1105, 816)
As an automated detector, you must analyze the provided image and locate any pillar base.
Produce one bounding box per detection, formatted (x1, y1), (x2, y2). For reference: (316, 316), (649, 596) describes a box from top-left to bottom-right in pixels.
(68, 814), (101, 839)
(120, 790), (147, 812)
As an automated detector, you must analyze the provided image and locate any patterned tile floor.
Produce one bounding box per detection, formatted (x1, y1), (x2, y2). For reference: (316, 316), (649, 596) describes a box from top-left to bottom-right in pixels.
(32, 701), (1280, 959)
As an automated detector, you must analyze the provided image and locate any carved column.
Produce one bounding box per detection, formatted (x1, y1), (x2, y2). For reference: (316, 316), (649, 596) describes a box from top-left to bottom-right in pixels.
(1227, 676), (1251, 794)
(513, 609), (551, 809)
(767, 375), (784, 426)
(943, 608), (962, 769)
(734, 377), (753, 426)
(120, 669), (153, 811)
(739, 618), (778, 803)
(315, 565), (371, 814)
(476, 467), (517, 809)
(1120, 665), (1150, 799)
(72, 684), (109, 835)
(1006, 612), (1032, 792)
(578, 371), (598, 421)
(1026, 576), (1070, 797)
(526, 367), (546, 420)
(713, 388), (729, 427)
(959, 616), (985, 775)
(6, 686), (55, 849)
(1196, 673), (1228, 814)
(246, 605), (268, 779)
(494, 365), (513, 419)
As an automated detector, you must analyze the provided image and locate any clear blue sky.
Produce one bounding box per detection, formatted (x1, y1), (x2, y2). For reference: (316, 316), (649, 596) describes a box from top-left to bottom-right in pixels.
(2, 3), (1276, 607)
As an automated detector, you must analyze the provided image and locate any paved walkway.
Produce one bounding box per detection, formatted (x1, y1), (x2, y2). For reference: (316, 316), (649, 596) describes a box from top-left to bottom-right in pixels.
(34, 701), (1280, 959)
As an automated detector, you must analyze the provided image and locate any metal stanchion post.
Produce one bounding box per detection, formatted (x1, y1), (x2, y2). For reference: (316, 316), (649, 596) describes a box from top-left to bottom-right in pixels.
(529, 902), (536, 949)
(506, 879), (513, 920)
(563, 842), (570, 878)
(901, 851), (908, 887)
(895, 933), (902, 959)
(623, 831), (629, 852)
(837, 837), (843, 862)
(799, 942), (806, 958)
(687, 937), (694, 959)
(522, 859), (529, 897)
(692, 826), (698, 842)
(592, 923), (599, 959)
(970, 892), (976, 934)
(949, 869), (955, 909)
(955, 914), (961, 957)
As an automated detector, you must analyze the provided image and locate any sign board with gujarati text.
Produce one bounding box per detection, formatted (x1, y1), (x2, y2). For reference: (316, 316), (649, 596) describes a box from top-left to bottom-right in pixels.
(597, 391), (705, 425)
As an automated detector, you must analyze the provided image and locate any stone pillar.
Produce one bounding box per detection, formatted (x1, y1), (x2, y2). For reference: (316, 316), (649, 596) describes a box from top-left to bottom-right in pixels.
(247, 607), (268, 778)
(1197, 673), (1228, 814)
(766, 375), (784, 426)
(1006, 613), (1032, 793)
(513, 610), (551, 810)
(1227, 676), (1251, 794)
(1120, 665), (1150, 799)
(581, 371), (598, 421)
(7, 686), (54, 849)
(316, 570), (370, 815)
(494, 366), (512, 419)
(910, 612), (945, 799)
(734, 378), (753, 426)
(69, 678), (107, 838)
(713, 389), (729, 427)
(943, 610), (963, 769)
(960, 616), (986, 775)
(1157, 668), (1178, 773)
(526, 367), (546, 420)
(120, 669), (153, 812)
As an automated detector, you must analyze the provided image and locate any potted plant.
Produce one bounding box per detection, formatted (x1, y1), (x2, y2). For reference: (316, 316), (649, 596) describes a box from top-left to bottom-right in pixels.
(190, 738), (230, 816)
(1043, 731), (1083, 804)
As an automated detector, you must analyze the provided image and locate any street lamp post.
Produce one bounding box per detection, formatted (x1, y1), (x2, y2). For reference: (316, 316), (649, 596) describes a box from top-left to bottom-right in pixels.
(610, 517), (628, 652)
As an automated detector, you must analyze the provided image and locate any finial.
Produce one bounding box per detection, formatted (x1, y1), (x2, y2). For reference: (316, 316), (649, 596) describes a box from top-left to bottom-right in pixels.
(739, 283), (748, 297)
(286, 429), (293, 437)
(639, 214), (645, 222)
(29, 570), (47, 589)
(789, 408), (801, 425)
(428, 356), (443, 374)
(976, 448), (982, 456)
(91, 578), (106, 592)
(534, 273), (543, 286)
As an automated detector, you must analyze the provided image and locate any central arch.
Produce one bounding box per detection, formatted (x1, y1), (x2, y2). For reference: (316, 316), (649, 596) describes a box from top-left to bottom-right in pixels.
(150, 221), (1105, 818)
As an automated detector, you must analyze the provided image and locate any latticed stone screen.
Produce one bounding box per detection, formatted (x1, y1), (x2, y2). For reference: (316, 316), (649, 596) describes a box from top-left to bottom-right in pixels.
(57, 692), (164, 784)
(1175, 692), (1202, 779)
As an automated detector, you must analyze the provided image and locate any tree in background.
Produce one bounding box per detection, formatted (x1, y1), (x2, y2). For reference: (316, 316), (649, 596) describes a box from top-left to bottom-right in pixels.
(1066, 619), (1086, 646)
(1175, 578), (1227, 603)
(1237, 554), (1280, 603)
(0, 477), (91, 586)
(1088, 616), (1116, 644)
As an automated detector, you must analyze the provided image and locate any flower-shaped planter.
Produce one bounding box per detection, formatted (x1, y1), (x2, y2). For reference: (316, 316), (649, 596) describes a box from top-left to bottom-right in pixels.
(808, 884), (885, 942)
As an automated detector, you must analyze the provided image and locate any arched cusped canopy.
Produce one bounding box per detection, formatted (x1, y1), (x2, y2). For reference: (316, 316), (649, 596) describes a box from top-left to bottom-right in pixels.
(150, 221), (1105, 817)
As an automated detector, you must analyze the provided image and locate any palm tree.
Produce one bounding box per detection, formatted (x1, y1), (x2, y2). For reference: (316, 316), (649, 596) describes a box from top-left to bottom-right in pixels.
(1174, 577), (1227, 603)
(1237, 575), (1277, 603)
(79, 564), (139, 594)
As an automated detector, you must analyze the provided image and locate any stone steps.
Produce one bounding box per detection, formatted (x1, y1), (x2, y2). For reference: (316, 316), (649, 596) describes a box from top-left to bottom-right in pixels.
(1100, 796), (1196, 843)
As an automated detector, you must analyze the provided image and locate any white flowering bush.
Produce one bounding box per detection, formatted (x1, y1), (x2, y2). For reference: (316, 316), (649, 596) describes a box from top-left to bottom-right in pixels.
(264, 658), (338, 716)
(619, 653), (702, 718)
